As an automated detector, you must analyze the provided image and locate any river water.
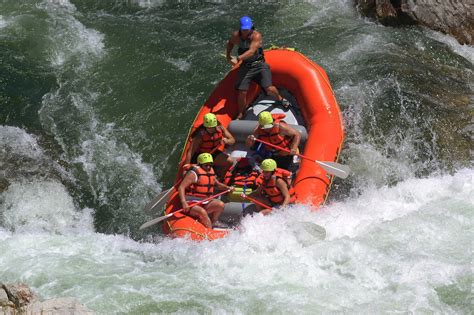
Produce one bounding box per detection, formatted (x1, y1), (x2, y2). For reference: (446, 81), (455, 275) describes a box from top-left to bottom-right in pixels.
(0, 0), (472, 313)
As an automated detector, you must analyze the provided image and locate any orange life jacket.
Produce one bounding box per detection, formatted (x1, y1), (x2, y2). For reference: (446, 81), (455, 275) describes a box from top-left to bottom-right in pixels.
(183, 164), (216, 198)
(260, 168), (296, 205)
(198, 125), (223, 153)
(256, 114), (292, 152)
(224, 167), (262, 189)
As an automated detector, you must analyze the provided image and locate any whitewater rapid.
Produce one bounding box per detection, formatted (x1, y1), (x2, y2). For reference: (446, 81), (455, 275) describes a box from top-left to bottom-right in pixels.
(1, 157), (472, 312)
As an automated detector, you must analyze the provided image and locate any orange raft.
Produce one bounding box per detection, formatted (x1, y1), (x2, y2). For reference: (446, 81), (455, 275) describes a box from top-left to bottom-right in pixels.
(162, 48), (344, 241)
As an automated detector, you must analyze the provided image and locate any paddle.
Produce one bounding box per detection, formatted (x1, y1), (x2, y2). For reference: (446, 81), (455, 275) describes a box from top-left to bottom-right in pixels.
(253, 138), (351, 179)
(139, 188), (232, 230)
(144, 186), (176, 213)
(241, 193), (272, 210)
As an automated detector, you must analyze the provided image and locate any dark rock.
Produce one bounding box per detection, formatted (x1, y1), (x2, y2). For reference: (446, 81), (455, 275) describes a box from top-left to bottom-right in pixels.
(355, 0), (474, 45)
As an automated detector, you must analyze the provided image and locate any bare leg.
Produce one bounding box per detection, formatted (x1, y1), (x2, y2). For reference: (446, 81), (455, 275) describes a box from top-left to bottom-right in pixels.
(188, 205), (212, 228)
(264, 85), (282, 101)
(237, 90), (247, 119)
(253, 195), (273, 215)
(205, 199), (225, 223)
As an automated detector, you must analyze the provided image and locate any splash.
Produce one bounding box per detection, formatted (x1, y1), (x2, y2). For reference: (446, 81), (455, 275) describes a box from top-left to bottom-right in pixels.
(1, 170), (472, 313)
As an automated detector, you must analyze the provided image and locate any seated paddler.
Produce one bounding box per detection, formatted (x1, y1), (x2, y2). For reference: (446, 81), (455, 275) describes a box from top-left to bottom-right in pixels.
(247, 158), (296, 215)
(246, 111), (301, 171)
(185, 113), (235, 178)
(178, 153), (234, 229)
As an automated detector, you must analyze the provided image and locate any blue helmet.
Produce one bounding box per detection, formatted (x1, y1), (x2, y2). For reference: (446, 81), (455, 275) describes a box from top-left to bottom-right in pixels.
(240, 16), (253, 30)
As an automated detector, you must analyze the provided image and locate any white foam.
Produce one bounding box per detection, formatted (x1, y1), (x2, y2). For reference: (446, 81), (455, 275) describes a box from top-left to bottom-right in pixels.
(338, 33), (379, 61)
(38, 0), (104, 67)
(0, 15), (8, 29)
(0, 170), (471, 312)
(0, 125), (43, 159)
(302, 0), (354, 28)
(165, 57), (191, 72)
(426, 30), (474, 64)
(1, 180), (94, 234)
(316, 168), (473, 239)
(131, 0), (166, 8)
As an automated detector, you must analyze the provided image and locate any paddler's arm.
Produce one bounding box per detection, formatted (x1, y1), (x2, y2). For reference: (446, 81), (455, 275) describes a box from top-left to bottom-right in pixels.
(177, 171), (196, 214)
(279, 123), (301, 155)
(214, 178), (234, 192)
(275, 178), (291, 207)
(221, 126), (235, 146)
(248, 184), (262, 198)
(237, 31), (262, 62)
(245, 126), (259, 148)
(184, 136), (202, 165)
(226, 31), (239, 66)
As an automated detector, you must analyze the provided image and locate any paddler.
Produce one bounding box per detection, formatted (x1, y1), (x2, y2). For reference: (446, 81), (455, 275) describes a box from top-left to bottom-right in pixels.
(184, 113), (235, 179)
(178, 153), (234, 229)
(246, 111), (301, 171)
(226, 16), (289, 119)
(247, 158), (296, 215)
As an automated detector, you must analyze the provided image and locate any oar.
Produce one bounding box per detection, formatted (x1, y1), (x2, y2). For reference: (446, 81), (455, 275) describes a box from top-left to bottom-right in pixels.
(144, 177), (184, 213)
(144, 186), (175, 213)
(139, 189), (232, 230)
(241, 193), (272, 210)
(253, 138), (351, 179)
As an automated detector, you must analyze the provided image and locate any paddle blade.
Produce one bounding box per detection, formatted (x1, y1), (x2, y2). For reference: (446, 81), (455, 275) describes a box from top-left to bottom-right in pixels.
(139, 213), (174, 230)
(144, 187), (174, 212)
(316, 161), (351, 179)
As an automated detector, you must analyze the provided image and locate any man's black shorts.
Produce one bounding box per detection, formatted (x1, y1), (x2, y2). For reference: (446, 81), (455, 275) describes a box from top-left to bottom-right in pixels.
(235, 62), (272, 91)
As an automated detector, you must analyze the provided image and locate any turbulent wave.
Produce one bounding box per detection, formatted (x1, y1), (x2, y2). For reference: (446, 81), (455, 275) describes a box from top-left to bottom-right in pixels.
(35, 0), (160, 235)
(1, 170), (471, 313)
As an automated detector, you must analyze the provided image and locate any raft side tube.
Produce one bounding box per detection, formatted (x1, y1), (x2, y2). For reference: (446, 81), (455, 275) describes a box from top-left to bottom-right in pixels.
(228, 120), (308, 144)
(220, 202), (257, 225)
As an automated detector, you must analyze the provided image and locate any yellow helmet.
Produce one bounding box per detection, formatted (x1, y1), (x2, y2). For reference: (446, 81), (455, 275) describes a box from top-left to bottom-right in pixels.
(261, 159), (277, 172)
(197, 153), (213, 165)
(258, 111), (273, 129)
(203, 113), (218, 128)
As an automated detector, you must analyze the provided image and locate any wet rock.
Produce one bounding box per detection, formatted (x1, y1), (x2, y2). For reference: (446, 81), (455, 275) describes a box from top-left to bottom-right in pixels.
(27, 297), (94, 315)
(355, 0), (473, 45)
(0, 288), (14, 308)
(0, 283), (93, 314)
(2, 283), (37, 308)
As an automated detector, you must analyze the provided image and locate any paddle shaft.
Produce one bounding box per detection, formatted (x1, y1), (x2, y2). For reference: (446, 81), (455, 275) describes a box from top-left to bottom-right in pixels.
(253, 138), (350, 179)
(254, 137), (306, 161)
(139, 189), (231, 230)
(241, 193), (272, 210)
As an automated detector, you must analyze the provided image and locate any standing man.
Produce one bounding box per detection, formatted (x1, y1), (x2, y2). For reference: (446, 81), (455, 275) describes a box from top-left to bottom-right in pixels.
(226, 16), (289, 120)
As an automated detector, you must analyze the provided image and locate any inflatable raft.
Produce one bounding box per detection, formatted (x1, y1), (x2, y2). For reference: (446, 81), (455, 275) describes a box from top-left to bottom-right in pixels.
(161, 48), (344, 241)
